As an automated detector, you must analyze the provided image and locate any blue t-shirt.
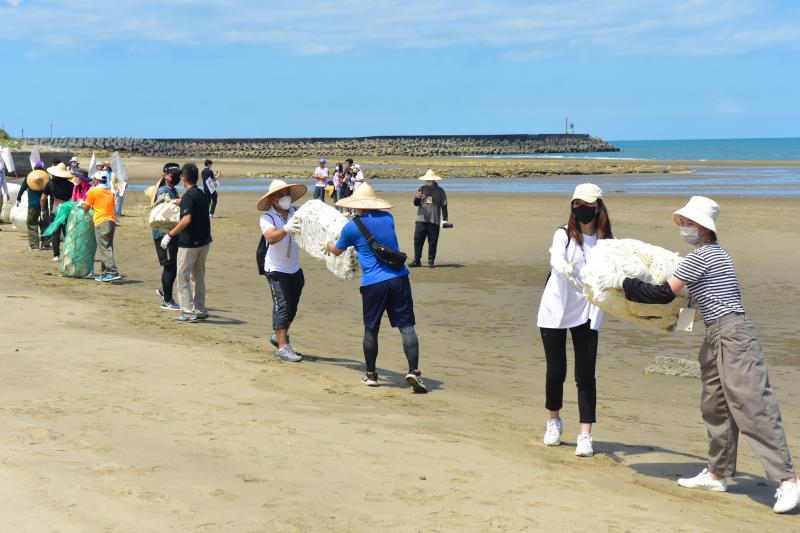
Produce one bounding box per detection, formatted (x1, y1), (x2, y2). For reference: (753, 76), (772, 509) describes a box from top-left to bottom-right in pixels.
(336, 210), (409, 287)
(151, 184), (179, 239)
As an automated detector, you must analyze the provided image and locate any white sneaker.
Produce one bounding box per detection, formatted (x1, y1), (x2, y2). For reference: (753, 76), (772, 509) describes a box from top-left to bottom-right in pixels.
(677, 468), (728, 492)
(774, 480), (800, 513)
(575, 432), (593, 457)
(52, 256), (60, 262)
(543, 419), (563, 446)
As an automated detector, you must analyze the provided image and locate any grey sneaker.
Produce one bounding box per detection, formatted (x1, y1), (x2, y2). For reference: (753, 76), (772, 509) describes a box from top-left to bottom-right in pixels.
(275, 345), (302, 362)
(160, 300), (181, 311)
(175, 314), (197, 323)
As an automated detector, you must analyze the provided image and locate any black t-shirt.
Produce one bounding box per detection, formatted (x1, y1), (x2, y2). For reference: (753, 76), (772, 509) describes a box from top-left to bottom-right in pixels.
(44, 177), (75, 202)
(201, 168), (214, 195)
(178, 187), (212, 248)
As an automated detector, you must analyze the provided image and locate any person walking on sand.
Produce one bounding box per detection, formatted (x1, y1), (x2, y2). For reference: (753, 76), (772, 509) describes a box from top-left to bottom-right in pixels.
(161, 163), (212, 323)
(312, 158), (329, 202)
(202, 159), (222, 217)
(18, 163), (52, 251)
(257, 179), (308, 362)
(325, 183), (427, 393)
(537, 183), (613, 458)
(152, 163), (182, 311)
(410, 169), (449, 268)
(332, 163), (344, 206)
(81, 170), (121, 282)
(70, 170), (91, 202)
(43, 162), (75, 263)
(599, 196), (799, 513)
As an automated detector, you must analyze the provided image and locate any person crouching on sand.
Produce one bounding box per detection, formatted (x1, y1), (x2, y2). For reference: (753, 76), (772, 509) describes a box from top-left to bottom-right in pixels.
(325, 183), (427, 393)
(257, 179), (308, 362)
(537, 183), (614, 458)
(599, 196), (799, 514)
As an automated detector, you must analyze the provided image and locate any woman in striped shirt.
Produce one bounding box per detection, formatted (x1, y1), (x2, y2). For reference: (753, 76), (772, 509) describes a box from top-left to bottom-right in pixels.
(601, 196), (798, 514)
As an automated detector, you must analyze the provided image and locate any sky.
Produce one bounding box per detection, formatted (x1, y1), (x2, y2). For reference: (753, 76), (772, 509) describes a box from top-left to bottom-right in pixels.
(1, 0), (799, 140)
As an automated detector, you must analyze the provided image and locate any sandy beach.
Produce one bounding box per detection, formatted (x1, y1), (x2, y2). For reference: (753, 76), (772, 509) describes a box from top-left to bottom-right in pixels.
(1, 182), (799, 531)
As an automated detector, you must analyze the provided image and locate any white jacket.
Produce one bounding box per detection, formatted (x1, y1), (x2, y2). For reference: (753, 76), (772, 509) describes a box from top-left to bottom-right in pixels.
(537, 226), (604, 331)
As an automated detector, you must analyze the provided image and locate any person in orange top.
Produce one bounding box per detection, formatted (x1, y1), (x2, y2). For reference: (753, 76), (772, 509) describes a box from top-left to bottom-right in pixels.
(81, 170), (121, 282)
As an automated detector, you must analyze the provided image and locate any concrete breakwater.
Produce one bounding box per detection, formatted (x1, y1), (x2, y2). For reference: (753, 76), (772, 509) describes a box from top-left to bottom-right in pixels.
(27, 134), (619, 158)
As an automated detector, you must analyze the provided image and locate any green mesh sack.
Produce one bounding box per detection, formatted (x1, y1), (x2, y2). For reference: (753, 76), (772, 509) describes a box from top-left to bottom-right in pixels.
(61, 204), (97, 278)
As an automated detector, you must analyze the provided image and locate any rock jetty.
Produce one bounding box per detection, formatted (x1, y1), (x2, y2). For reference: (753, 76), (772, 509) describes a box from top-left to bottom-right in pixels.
(27, 134), (619, 159)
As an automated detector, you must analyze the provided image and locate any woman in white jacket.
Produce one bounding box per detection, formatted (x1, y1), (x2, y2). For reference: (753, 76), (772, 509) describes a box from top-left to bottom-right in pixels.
(537, 183), (613, 457)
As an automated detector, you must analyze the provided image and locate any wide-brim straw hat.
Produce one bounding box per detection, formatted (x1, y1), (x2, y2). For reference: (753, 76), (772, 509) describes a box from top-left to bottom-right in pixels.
(27, 169), (51, 191)
(335, 182), (393, 210)
(145, 176), (167, 205)
(571, 183), (603, 203)
(257, 179), (307, 211)
(673, 196), (719, 233)
(47, 162), (73, 179)
(418, 169), (443, 181)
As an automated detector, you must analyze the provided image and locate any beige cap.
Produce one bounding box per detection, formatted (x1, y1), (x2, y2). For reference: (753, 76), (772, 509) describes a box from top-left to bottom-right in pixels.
(257, 179), (308, 211)
(571, 183), (603, 203)
(335, 182), (393, 210)
(673, 196), (719, 233)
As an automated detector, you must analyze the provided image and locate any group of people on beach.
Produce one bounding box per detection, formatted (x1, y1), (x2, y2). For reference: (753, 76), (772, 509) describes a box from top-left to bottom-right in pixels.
(535, 183), (799, 513)
(309, 158), (365, 205)
(6, 155), (798, 514)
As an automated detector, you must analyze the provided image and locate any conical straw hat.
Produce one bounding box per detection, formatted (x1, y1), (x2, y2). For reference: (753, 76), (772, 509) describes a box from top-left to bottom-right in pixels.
(27, 169), (50, 191)
(335, 182), (393, 210)
(418, 169), (443, 181)
(256, 179), (308, 211)
(47, 162), (73, 179)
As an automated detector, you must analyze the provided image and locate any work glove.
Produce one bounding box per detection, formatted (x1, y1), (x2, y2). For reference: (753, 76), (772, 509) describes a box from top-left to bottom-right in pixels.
(598, 272), (627, 290)
(283, 217), (300, 235)
(160, 234), (172, 250)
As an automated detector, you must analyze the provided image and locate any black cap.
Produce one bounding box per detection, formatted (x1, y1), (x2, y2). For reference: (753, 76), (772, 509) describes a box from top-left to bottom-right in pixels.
(163, 162), (181, 174)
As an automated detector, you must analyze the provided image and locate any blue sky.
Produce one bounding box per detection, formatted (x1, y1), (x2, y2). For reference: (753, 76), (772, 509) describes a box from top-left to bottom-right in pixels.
(1, 0), (799, 140)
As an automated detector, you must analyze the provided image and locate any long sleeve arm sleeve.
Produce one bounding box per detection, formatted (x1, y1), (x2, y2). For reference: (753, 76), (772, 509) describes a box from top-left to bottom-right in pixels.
(17, 180), (28, 203)
(548, 228), (570, 275)
(622, 278), (677, 304)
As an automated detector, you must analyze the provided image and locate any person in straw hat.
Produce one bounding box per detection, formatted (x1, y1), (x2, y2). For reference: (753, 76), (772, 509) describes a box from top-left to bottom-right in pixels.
(325, 183), (427, 393)
(410, 169), (449, 268)
(600, 196), (799, 513)
(43, 162), (75, 262)
(81, 170), (121, 282)
(257, 179), (308, 362)
(152, 163), (183, 311)
(68, 156), (80, 172)
(17, 162), (51, 250)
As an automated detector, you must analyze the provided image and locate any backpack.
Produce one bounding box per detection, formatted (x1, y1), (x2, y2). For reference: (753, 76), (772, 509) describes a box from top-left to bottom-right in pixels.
(256, 213), (276, 276)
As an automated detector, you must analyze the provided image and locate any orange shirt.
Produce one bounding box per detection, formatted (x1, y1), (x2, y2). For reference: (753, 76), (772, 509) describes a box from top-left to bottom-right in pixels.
(85, 185), (116, 226)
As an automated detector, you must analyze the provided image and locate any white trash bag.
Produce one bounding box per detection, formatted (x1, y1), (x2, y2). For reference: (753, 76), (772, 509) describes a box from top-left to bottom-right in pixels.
(148, 201), (181, 233)
(1, 183), (21, 224)
(581, 238), (689, 330)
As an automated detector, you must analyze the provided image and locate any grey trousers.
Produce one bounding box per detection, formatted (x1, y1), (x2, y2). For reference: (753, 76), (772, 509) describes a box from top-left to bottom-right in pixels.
(94, 221), (118, 274)
(177, 244), (210, 316)
(699, 313), (795, 481)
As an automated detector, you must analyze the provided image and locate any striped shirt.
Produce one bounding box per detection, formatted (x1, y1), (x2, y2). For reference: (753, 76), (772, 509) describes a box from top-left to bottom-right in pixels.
(673, 244), (745, 324)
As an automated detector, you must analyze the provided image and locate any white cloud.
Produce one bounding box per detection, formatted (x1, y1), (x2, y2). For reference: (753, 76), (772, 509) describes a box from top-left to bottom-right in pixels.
(0, 0), (798, 58)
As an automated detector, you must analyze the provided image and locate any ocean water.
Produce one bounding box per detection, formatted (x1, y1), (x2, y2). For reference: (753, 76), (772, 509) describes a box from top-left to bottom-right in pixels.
(490, 137), (800, 162)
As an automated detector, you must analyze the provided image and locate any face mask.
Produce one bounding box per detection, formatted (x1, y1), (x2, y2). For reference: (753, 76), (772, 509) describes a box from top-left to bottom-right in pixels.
(278, 196), (292, 210)
(679, 226), (702, 244)
(572, 204), (597, 224)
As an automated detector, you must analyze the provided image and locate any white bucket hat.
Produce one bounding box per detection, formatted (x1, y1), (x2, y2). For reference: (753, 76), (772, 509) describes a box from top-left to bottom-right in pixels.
(673, 196), (719, 233)
(418, 169), (443, 181)
(571, 183), (603, 203)
(335, 182), (393, 210)
(256, 179), (307, 211)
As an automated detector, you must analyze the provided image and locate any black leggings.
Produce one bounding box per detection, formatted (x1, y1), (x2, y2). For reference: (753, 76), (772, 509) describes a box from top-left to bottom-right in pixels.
(540, 321), (598, 424)
(209, 191), (218, 215)
(363, 324), (419, 373)
(162, 263), (177, 302)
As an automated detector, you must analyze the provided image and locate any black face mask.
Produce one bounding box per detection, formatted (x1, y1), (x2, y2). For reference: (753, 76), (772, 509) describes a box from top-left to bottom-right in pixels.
(572, 204), (597, 224)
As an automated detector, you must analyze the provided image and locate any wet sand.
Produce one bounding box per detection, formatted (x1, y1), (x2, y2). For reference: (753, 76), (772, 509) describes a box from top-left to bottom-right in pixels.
(1, 190), (799, 531)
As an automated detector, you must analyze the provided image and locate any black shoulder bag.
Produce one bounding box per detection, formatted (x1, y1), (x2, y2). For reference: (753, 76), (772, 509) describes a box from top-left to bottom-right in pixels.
(353, 216), (407, 270)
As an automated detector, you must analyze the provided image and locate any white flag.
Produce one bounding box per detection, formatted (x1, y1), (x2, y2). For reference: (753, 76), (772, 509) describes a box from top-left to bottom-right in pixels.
(1, 148), (15, 173)
(88, 151), (96, 175)
(29, 146), (41, 169)
(110, 151), (128, 182)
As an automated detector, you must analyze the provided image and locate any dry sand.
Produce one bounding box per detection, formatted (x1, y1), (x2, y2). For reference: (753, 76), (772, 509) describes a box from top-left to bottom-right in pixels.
(1, 183), (799, 531)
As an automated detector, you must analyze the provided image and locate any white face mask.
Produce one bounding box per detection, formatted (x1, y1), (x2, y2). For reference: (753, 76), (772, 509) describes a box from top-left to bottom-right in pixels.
(278, 196), (292, 210)
(679, 226), (702, 244)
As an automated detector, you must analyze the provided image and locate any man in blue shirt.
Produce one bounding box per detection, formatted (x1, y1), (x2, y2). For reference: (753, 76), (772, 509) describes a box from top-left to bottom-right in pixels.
(326, 183), (427, 393)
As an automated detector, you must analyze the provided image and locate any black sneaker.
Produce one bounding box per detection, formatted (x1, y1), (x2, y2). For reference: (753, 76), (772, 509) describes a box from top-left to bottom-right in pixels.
(405, 370), (428, 393)
(409, 260), (421, 268)
(428, 261), (435, 268)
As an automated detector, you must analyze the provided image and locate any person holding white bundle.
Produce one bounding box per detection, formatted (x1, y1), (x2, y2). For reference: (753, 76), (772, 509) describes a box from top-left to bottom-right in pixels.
(537, 183), (614, 458)
(600, 196), (799, 513)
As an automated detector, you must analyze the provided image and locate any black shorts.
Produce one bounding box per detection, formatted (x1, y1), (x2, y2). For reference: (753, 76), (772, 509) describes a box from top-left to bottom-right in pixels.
(360, 275), (415, 330)
(154, 236), (179, 267)
(266, 269), (305, 330)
